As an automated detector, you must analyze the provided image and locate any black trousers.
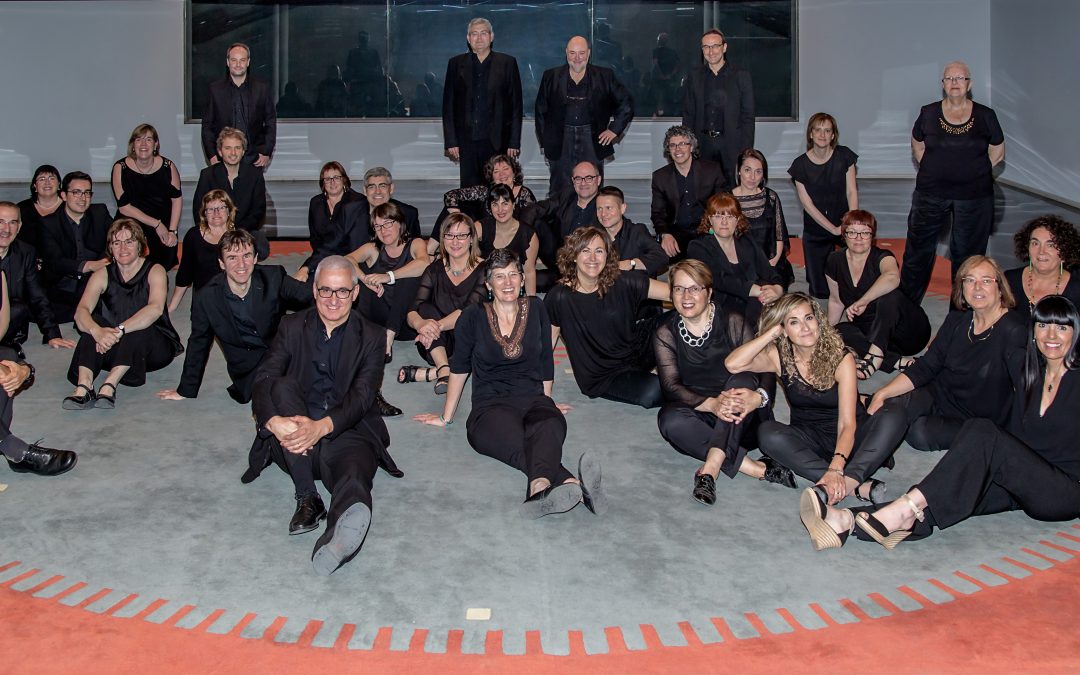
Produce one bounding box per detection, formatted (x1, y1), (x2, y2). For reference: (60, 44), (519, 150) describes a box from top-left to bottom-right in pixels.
(900, 190), (994, 304)
(759, 404), (906, 483)
(885, 387), (964, 452)
(457, 138), (498, 189)
(466, 395), (574, 490)
(263, 378), (380, 530)
(853, 418), (1080, 541)
(68, 326), (177, 387)
(695, 133), (733, 188)
(836, 289), (931, 369)
(597, 369), (663, 409)
(355, 277), (421, 338)
(0, 346), (28, 462)
(803, 234), (841, 299)
(657, 372), (761, 478)
(413, 304), (457, 364)
(547, 124), (603, 198)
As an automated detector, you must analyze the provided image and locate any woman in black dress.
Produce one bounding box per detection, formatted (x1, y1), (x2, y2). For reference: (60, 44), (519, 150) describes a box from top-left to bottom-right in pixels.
(726, 293), (907, 519)
(545, 226), (670, 409)
(475, 184), (539, 296)
(348, 201), (430, 361)
(655, 260), (796, 506)
(900, 61), (1006, 304)
(16, 165), (62, 255)
(415, 249), (605, 519)
(400, 213), (486, 396)
(788, 112), (858, 299)
(168, 190), (236, 314)
(1004, 215), (1080, 322)
(868, 255), (1026, 452)
(731, 149), (794, 287)
(62, 218), (182, 410)
(111, 123), (182, 270)
(687, 193), (784, 327)
(299, 161), (364, 282)
(802, 295), (1080, 550)
(825, 210), (930, 379)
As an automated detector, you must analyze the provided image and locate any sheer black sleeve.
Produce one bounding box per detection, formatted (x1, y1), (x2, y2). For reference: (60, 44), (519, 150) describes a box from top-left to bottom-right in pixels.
(654, 318), (707, 408)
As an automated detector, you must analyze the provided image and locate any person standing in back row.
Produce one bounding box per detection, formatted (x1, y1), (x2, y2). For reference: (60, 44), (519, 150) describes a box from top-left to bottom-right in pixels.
(201, 43), (277, 168)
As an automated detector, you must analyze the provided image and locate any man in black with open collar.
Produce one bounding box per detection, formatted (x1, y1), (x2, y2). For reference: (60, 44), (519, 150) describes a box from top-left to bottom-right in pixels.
(520, 161), (603, 285)
(535, 35), (634, 198)
(201, 42), (276, 168)
(192, 127), (269, 260)
(442, 17), (523, 188)
(38, 172), (112, 324)
(246, 255), (403, 575)
(651, 125), (726, 260)
(594, 187), (668, 278)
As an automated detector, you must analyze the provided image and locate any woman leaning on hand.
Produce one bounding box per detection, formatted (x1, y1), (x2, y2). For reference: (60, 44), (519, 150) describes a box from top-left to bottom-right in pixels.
(414, 249), (605, 519)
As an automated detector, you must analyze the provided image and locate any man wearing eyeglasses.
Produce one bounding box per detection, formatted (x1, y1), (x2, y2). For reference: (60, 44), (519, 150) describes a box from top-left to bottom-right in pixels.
(38, 172), (112, 323)
(651, 125), (726, 260)
(521, 161), (603, 286)
(192, 127), (270, 260)
(682, 29), (755, 187)
(201, 43), (276, 168)
(246, 255), (402, 575)
(535, 35), (634, 198)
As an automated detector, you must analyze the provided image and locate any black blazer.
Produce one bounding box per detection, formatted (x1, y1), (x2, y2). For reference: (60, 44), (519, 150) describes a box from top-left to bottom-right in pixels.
(686, 235), (780, 303)
(201, 76), (277, 161)
(442, 51), (523, 151)
(650, 159), (727, 238)
(248, 308), (398, 478)
(521, 189), (595, 240)
(306, 197), (423, 274)
(534, 65), (634, 161)
(177, 265), (311, 402)
(192, 163), (267, 233)
(39, 204), (112, 287)
(681, 64), (755, 181)
(0, 239), (62, 346)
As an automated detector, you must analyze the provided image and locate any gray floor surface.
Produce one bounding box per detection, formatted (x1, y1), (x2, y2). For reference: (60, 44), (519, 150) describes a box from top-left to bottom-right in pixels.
(1, 246), (1075, 653)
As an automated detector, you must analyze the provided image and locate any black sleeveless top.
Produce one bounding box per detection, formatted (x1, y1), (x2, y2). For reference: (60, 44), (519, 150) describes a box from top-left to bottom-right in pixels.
(114, 158), (181, 225)
(99, 260), (182, 356)
(477, 217), (535, 262)
(364, 240), (414, 275)
(778, 356), (866, 435)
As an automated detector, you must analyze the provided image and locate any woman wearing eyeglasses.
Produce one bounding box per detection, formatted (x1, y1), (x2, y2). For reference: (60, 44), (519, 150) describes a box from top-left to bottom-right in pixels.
(167, 190), (237, 314)
(349, 202), (431, 363)
(300, 162), (364, 282)
(899, 61), (1006, 304)
(687, 193), (785, 327)
(111, 123), (182, 271)
(655, 259), (795, 506)
(62, 218), (182, 410)
(867, 255), (1026, 452)
(400, 213), (485, 396)
(17, 165), (63, 256)
(825, 210), (930, 379)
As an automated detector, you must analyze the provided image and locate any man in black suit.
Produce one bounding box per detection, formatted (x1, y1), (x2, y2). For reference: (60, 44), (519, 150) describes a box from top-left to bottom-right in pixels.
(245, 255), (403, 576)
(651, 125), (726, 259)
(594, 187), (667, 278)
(0, 202), (75, 356)
(521, 161), (603, 281)
(38, 172), (112, 323)
(201, 43), (276, 167)
(535, 36), (634, 197)
(192, 127), (269, 259)
(442, 17), (523, 188)
(682, 29), (755, 185)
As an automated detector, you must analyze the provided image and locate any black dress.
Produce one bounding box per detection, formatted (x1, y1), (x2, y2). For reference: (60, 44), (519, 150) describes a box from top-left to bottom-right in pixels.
(1003, 267), (1080, 323)
(825, 247), (931, 366)
(734, 188), (794, 287)
(114, 158), (181, 270)
(175, 228), (224, 292)
(68, 261), (183, 387)
(16, 198), (55, 258)
(787, 146), (858, 298)
(686, 234), (782, 326)
(356, 240), (423, 336)
(476, 218), (535, 263)
(451, 298), (574, 487)
(409, 260), (486, 363)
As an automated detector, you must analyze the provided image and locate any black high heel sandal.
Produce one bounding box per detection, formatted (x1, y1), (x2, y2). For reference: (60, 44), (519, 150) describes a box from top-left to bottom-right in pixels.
(433, 365), (450, 395)
(799, 487), (852, 551)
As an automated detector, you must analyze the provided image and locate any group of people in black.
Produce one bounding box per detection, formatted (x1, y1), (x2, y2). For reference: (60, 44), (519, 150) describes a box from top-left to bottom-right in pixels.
(2, 24), (1076, 577)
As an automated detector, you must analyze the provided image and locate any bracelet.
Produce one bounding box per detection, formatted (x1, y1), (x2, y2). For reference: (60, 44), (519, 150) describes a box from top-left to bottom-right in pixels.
(832, 453), (848, 464)
(439, 414), (453, 426)
(755, 387), (770, 409)
(387, 270), (396, 285)
(827, 468), (844, 475)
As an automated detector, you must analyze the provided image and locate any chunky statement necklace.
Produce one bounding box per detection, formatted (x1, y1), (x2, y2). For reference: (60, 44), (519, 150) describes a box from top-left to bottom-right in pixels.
(678, 304), (715, 348)
(940, 114), (974, 135)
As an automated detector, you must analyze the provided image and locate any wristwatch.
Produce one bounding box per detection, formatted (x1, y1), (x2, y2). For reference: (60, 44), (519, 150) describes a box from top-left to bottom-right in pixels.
(755, 387), (770, 409)
(117, 324), (126, 337)
(21, 362), (35, 388)
(629, 259), (637, 270)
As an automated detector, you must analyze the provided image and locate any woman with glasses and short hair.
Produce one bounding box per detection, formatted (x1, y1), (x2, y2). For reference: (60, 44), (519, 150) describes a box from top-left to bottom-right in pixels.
(62, 218), (182, 410)
(867, 255), (1026, 452)
(825, 210), (930, 380)
(111, 123), (183, 270)
(17, 165), (63, 256)
(168, 189), (237, 314)
(301, 161), (364, 282)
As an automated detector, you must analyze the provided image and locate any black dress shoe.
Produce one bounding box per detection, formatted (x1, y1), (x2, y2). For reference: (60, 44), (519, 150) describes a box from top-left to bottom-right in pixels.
(577, 452), (607, 515)
(289, 493), (326, 535)
(312, 502), (371, 576)
(692, 471), (717, 505)
(374, 391), (402, 417)
(761, 456), (797, 489)
(7, 444), (78, 477)
(520, 482), (582, 519)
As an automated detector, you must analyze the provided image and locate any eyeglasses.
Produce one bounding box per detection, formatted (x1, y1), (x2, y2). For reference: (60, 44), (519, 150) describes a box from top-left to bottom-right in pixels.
(942, 76), (971, 83)
(672, 285), (706, 296)
(844, 230), (873, 239)
(110, 238), (138, 248)
(444, 232), (471, 241)
(709, 213), (737, 221)
(35, 175), (57, 183)
(667, 141), (691, 150)
(961, 276), (997, 288)
(133, 137), (156, 145)
(66, 189), (93, 198)
(321, 175), (344, 184)
(205, 205), (228, 214)
(372, 220), (400, 231)
(316, 286), (356, 299)
(366, 182), (391, 192)
(701, 43), (724, 50)
(571, 175), (599, 184)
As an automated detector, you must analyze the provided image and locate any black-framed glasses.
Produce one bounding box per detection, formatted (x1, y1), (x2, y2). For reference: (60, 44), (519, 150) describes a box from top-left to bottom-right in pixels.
(372, 220), (400, 231)
(571, 175), (599, 184)
(443, 232), (471, 241)
(67, 189), (93, 198)
(316, 286), (356, 299)
(321, 175), (344, 184)
(942, 76), (971, 83)
(844, 230), (873, 239)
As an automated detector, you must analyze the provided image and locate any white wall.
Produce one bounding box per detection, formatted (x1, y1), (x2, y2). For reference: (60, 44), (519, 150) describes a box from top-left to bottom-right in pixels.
(991, 0), (1080, 205)
(0, 0), (1000, 190)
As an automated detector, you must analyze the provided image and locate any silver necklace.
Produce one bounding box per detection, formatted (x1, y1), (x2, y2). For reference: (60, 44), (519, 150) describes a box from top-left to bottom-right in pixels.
(678, 304), (715, 348)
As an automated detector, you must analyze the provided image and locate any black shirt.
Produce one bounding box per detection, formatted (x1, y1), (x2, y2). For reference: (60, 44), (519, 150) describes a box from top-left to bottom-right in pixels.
(307, 315), (347, 420)
(787, 146), (858, 240)
(912, 101), (1004, 199)
(567, 200), (596, 238)
(1003, 267), (1080, 323)
(609, 220), (668, 278)
(224, 286), (266, 350)
(824, 247), (894, 328)
(469, 52), (492, 140)
(654, 304), (754, 406)
(703, 66), (730, 133)
(565, 73), (589, 126)
(451, 297), (553, 403)
(674, 164), (698, 231)
(175, 228), (224, 291)
(1007, 353), (1080, 481)
(687, 235), (781, 306)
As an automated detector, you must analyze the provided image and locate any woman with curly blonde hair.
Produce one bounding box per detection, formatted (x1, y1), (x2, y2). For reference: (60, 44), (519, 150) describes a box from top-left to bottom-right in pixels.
(726, 293), (907, 544)
(545, 226), (669, 408)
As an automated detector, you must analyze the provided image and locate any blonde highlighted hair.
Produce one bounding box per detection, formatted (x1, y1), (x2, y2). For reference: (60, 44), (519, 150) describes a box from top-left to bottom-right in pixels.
(758, 292), (849, 390)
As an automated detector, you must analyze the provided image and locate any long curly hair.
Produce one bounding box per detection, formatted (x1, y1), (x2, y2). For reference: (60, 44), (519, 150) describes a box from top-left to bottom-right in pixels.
(556, 226), (621, 297)
(1012, 215), (1080, 268)
(758, 292), (849, 390)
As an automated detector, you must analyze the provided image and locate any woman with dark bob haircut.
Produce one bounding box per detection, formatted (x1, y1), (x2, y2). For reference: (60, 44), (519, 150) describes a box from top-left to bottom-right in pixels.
(654, 259), (795, 506)
(431, 154), (538, 250)
(416, 249), (605, 519)
(545, 226), (669, 408)
(17, 164), (62, 254)
(1004, 214), (1080, 321)
(802, 295), (1080, 550)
